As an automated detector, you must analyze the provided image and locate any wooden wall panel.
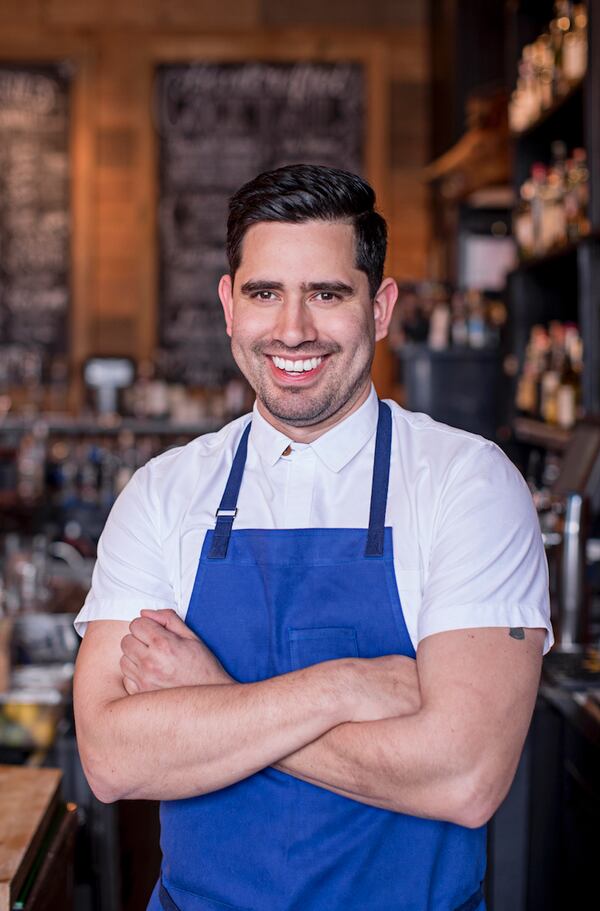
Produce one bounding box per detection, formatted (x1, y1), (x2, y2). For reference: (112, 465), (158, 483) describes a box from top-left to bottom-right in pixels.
(45, 0), (261, 29)
(0, 1), (42, 25)
(259, 0), (427, 28)
(154, 0), (260, 29)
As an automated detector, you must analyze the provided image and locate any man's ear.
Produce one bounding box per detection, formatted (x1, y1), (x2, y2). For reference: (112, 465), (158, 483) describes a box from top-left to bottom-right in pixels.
(373, 277), (398, 342)
(218, 274), (234, 338)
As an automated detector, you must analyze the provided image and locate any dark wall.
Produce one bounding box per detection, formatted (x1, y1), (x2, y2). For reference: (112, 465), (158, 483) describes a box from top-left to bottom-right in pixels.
(430, 0), (506, 157)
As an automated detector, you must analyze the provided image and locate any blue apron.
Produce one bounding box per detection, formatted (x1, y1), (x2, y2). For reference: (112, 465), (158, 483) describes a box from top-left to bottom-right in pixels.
(148, 401), (486, 911)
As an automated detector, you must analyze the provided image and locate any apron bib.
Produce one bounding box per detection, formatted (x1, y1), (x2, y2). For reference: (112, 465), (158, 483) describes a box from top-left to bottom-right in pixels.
(148, 402), (486, 911)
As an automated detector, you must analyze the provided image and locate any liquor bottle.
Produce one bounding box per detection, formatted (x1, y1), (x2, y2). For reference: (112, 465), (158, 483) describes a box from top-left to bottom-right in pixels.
(556, 328), (580, 429)
(542, 165), (566, 251)
(516, 325), (553, 418)
(550, 3), (569, 97)
(466, 290), (487, 348)
(532, 35), (555, 110)
(16, 424), (47, 501)
(509, 3), (587, 132)
(562, 3), (588, 82)
(540, 358), (560, 425)
(428, 285), (450, 351)
(530, 163), (548, 256)
(514, 177), (535, 257)
(516, 328), (541, 416)
(450, 292), (469, 347)
(571, 148), (590, 236)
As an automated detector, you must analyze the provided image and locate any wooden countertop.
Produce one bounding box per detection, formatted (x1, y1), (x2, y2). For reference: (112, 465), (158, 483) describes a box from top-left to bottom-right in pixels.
(0, 765), (61, 911)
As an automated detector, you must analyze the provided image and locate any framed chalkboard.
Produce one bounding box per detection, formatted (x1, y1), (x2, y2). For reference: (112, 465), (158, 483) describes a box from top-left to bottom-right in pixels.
(0, 63), (71, 383)
(155, 61), (365, 387)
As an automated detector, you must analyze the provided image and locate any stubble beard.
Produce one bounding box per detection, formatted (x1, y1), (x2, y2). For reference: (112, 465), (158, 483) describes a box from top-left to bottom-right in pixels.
(242, 342), (374, 428)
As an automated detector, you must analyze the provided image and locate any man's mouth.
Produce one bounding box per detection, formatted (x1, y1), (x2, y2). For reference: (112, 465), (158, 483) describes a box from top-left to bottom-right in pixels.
(272, 355), (322, 372)
(267, 354), (327, 381)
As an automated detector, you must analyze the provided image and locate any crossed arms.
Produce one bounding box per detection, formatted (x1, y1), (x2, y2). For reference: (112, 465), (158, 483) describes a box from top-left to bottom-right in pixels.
(74, 609), (544, 828)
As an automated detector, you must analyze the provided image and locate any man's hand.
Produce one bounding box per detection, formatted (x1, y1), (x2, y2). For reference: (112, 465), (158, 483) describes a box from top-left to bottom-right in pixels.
(120, 609), (422, 718)
(120, 609), (232, 694)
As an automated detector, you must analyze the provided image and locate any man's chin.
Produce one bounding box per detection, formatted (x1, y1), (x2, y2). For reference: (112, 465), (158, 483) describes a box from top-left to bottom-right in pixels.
(259, 388), (335, 427)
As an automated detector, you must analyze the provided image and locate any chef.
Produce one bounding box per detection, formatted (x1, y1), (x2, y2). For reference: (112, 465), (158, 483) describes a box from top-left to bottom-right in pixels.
(74, 164), (552, 911)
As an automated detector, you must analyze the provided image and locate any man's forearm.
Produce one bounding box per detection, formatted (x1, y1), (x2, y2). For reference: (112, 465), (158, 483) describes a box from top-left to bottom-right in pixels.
(273, 711), (473, 824)
(273, 623), (544, 831)
(78, 662), (351, 803)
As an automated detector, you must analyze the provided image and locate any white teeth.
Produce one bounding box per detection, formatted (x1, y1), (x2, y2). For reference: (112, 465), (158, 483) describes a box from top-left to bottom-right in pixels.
(271, 356), (323, 372)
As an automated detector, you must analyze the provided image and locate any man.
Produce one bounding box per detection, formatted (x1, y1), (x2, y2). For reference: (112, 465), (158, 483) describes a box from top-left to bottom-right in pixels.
(74, 164), (552, 911)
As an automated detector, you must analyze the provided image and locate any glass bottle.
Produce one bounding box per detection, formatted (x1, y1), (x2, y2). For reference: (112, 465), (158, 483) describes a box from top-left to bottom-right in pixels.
(531, 163), (548, 256)
(562, 3), (588, 82)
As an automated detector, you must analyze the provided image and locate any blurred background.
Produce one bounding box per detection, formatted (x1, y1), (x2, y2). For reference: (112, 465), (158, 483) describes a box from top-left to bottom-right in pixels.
(0, 2), (598, 909)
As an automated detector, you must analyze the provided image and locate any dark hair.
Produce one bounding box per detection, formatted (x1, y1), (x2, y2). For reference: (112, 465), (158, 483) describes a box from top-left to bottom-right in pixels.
(227, 164), (388, 298)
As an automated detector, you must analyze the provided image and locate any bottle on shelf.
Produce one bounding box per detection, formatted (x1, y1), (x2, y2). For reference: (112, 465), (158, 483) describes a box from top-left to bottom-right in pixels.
(513, 174), (535, 257)
(465, 290), (487, 348)
(392, 284), (506, 353)
(427, 287), (451, 350)
(530, 162), (549, 256)
(515, 325), (549, 418)
(571, 147), (590, 237)
(514, 145), (590, 259)
(539, 321), (565, 424)
(515, 322), (583, 428)
(562, 3), (588, 83)
(509, 1), (588, 133)
(450, 292), (469, 347)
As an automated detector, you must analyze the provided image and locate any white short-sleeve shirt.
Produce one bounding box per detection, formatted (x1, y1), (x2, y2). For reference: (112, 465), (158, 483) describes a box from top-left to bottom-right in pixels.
(74, 385), (554, 654)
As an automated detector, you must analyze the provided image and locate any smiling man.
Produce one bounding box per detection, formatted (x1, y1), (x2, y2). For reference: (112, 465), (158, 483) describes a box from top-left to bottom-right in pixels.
(74, 164), (552, 911)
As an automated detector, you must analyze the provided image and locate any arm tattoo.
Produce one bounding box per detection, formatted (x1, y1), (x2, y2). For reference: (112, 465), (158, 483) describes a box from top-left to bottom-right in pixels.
(509, 627), (525, 640)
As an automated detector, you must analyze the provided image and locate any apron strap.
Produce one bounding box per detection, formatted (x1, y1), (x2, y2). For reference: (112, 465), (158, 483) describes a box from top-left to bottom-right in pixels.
(208, 400), (393, 560)
(208, 421), (251, 559)
(365, 399), (392, 558)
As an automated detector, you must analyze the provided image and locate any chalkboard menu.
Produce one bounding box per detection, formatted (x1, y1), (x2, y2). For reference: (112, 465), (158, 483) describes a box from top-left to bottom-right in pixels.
(156, 62), (364, 387)
(0, 64), (71, 382)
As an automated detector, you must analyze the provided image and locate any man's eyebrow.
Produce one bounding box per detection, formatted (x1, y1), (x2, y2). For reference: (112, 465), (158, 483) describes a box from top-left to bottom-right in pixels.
(239, 280), (285, 295)
(239, 279), (356, 296)
(301, 281), (355, 295)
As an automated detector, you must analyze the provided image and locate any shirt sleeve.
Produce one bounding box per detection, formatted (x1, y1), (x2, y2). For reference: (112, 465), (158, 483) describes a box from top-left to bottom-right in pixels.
(74, 462), (177, 637)
(418, 442), (554, 654)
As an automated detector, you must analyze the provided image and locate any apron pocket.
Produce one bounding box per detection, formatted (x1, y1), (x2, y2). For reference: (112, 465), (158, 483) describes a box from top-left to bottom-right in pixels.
(159, 878), (253, 911)
(288, 626), (359, 671)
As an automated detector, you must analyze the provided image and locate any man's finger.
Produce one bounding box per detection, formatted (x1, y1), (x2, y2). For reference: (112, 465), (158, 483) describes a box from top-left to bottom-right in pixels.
(120, 634), (146, 662)
(129, 616), (170, 645)
(140, 608), (198, 640)
(123, 675), (139, 695)
(120, 654), (140, 679)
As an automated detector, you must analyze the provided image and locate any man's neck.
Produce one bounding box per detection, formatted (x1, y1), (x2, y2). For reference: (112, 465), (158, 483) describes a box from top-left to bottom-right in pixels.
(256, 381), (372, 444)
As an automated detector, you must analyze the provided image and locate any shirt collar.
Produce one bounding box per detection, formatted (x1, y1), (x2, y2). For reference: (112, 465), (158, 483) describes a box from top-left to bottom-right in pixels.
(250, 384), (380, 473)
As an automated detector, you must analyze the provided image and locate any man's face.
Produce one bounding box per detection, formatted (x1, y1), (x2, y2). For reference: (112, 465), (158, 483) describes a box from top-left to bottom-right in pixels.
(219, 220), (396, 431)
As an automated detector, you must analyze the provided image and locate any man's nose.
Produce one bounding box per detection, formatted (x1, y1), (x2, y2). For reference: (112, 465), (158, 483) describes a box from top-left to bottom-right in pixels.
(272, 299), (317, 348)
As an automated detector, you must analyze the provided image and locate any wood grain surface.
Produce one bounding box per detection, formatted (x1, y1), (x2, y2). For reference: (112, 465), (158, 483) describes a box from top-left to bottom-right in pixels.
(0, 765), (61, 911)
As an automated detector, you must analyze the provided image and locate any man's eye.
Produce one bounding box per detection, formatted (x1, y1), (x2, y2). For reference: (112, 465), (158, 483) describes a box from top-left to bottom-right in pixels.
(252, 290), (277, 301)
(314, 292), (337, 302)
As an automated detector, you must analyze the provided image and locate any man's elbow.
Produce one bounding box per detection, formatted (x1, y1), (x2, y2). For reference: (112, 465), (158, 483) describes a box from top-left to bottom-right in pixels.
(75, 708), (133, 803)
(78, 743), (132, 803)
(450, 764), (515, 829)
